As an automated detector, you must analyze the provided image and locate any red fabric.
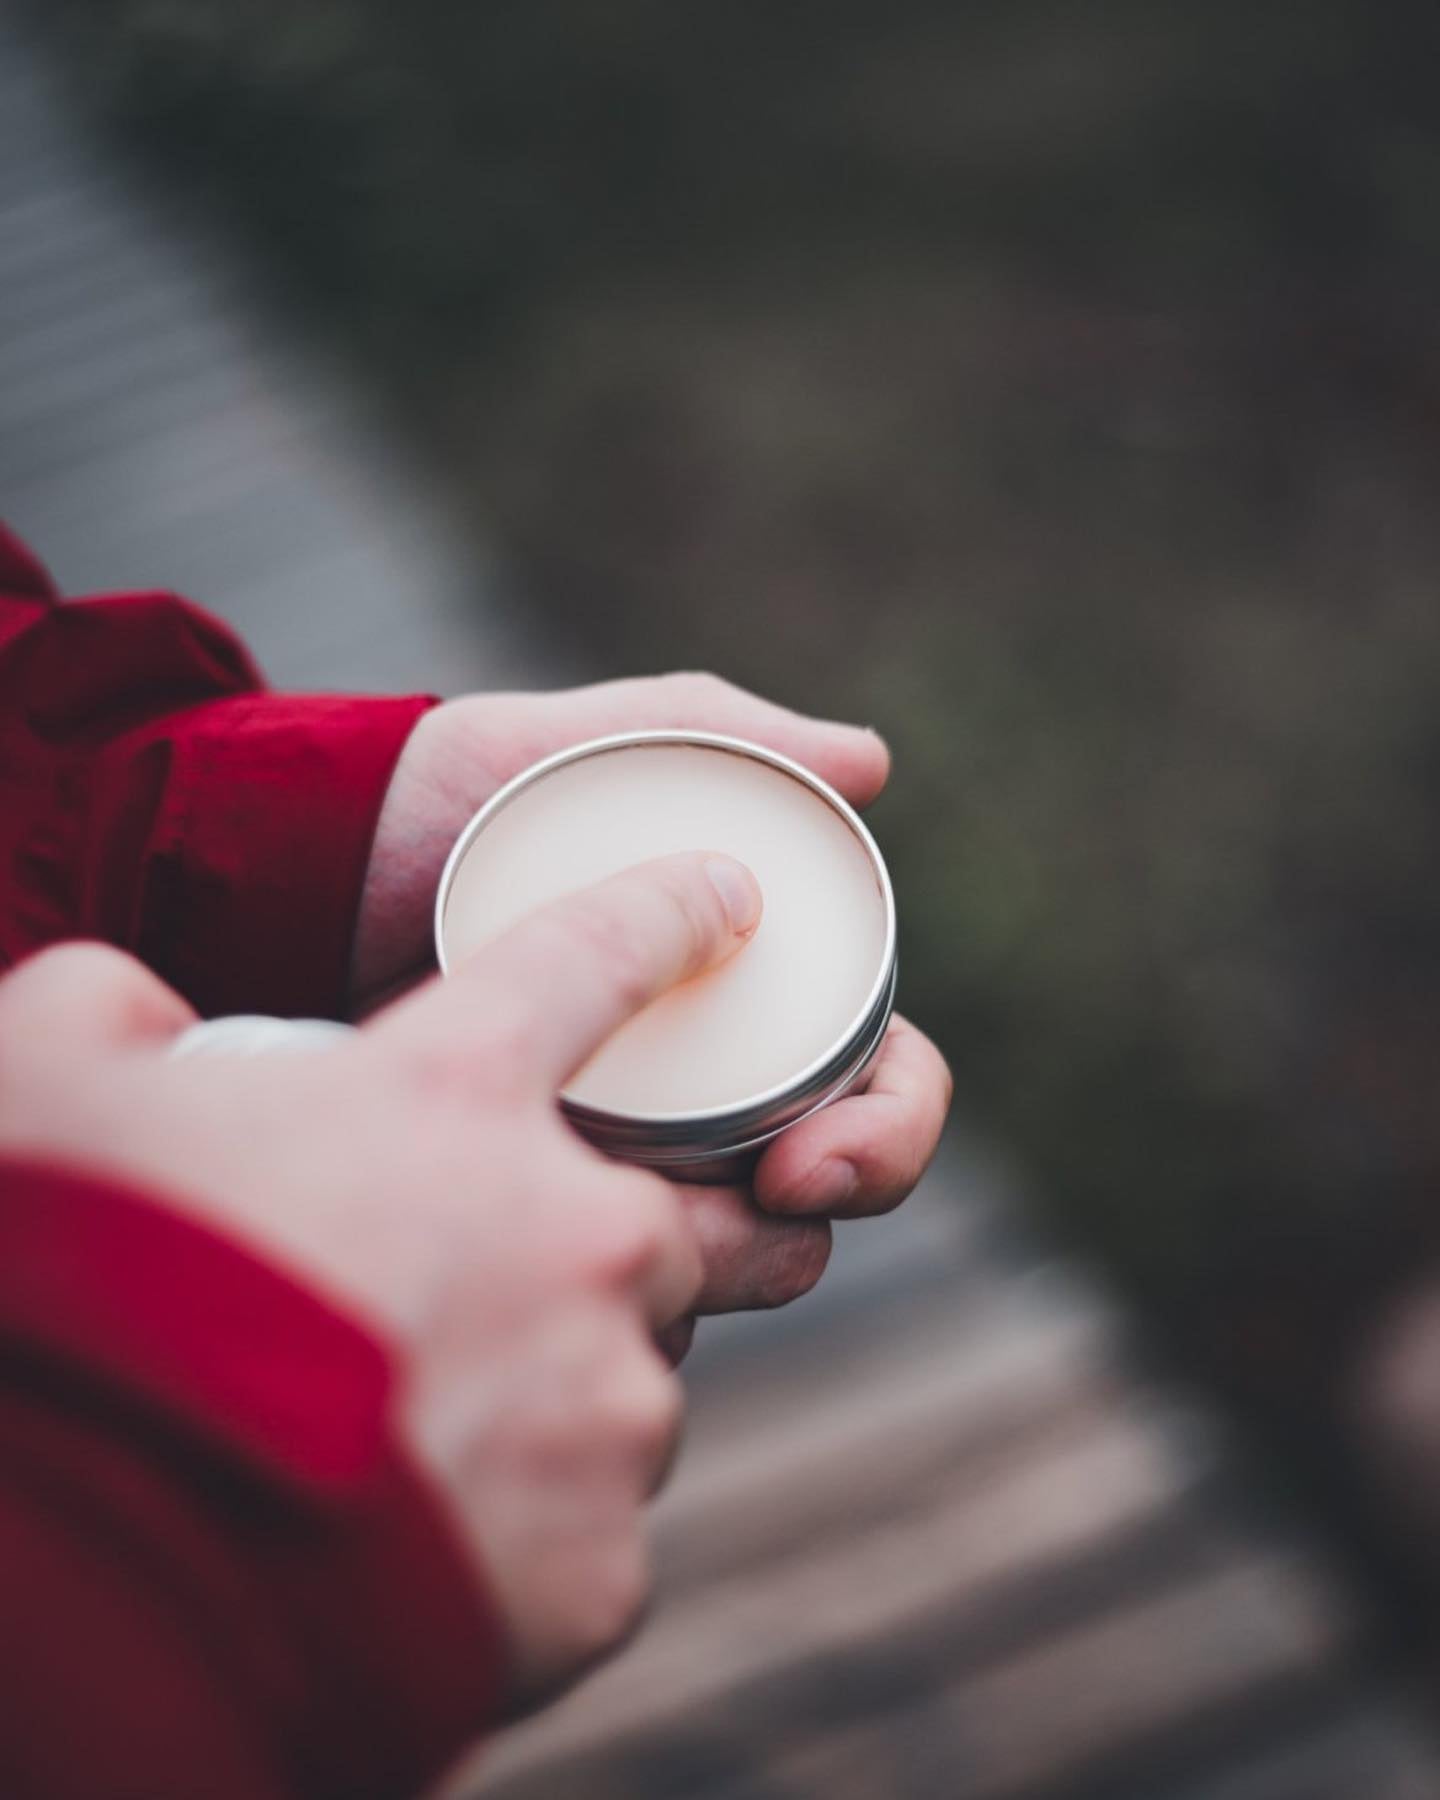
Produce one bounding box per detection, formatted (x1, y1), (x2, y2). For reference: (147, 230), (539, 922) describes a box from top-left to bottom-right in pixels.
(0, 1162), (504, 1800)
(0, 528), (434, 1017)
(0, 532), (507, 1794)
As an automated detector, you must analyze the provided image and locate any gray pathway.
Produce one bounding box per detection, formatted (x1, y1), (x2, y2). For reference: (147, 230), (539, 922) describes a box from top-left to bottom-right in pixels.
(0, 8), (541, 696)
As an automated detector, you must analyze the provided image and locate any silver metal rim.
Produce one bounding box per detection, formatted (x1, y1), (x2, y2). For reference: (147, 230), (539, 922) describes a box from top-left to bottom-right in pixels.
(433, 729), (898, 1138)
(572, 959), (898, 1166)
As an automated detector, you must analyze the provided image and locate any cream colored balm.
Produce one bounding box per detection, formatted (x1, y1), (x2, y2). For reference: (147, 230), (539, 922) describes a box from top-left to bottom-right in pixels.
(436, 733), (896, 1168)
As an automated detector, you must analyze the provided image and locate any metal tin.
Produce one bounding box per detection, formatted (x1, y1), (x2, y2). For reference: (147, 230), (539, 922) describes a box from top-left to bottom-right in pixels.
(435, 730), (897, 1182)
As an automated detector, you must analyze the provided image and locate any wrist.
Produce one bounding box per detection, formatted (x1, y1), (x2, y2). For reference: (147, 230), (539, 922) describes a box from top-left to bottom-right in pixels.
(351, 704), (459, 1005)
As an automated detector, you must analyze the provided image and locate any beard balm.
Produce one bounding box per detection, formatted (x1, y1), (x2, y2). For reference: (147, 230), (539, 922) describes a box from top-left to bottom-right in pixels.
(435, 731), (896, 1179)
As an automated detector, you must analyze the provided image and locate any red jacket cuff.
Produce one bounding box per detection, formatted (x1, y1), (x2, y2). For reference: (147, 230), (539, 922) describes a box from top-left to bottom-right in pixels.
(129, 691), (436, 1018)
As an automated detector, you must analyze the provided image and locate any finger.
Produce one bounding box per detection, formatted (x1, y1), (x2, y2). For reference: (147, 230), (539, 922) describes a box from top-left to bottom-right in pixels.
(0, 942), (196, 1050)
(673, 1184), (833, 1312)
(377, 850), (761, 1092)
(616, 1325), (687, 1499)
(753, 1015), (952, 1217)
(597, 1170), (706, 1329)
(467, 673), (891, 809)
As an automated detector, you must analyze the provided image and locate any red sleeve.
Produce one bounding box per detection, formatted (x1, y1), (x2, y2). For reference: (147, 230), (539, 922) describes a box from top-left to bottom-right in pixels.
(0, 523), (435, 1017)
(0, 1155), (506, 1800)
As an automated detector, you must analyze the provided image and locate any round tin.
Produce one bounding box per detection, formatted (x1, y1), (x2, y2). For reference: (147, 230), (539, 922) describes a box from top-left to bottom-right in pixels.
(435, 730), (897, 1182)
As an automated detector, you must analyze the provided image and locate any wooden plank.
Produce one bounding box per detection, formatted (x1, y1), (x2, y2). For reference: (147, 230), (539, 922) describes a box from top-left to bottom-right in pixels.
(931, 1557), (1342, 1798)
(656, 1297), (1118, 1594)
(462, 1406), (1195, 1795)
(704, 1558), (1343, 1800)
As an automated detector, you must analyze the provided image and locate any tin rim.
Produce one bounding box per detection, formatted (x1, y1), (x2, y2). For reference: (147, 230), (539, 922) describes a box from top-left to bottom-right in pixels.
(569, 959), (898, 1167)
(433, 729), (898, 1130)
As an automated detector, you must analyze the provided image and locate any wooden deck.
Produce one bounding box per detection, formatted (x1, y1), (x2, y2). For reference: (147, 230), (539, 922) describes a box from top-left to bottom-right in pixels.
(4, 12), (1440, 1796)
(456, 1171), (1440, 1799)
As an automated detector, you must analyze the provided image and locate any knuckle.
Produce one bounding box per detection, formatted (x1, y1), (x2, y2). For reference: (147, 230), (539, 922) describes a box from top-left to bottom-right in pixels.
(628, 1362), (684, 1451)
(2, 942), (132, 1007)
(919, 1027), (956, 1112)
(898, 1015), (955, 1113)
(857, 1138), (925, 1215)
(584, 1177), (702, 1314)
(573, 1539), (651, 1663)
(660, 669), (736, 711)
(0, 941), (190, 1047)
(597, 1359), (682, 1464)
(593, 1186), (678, 1287)
(884, 1137), (931, 1211)
(870, 1175), (916, 1218)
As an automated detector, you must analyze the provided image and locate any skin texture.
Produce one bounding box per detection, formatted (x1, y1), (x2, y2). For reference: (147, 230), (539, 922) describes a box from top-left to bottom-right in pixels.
(355, 674), (953, 1339)
(0, 852), (763, 1711)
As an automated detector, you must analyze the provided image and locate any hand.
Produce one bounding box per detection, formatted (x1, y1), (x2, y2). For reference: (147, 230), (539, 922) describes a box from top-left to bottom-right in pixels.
(0, 849), (762, 1709)
(357, 672), (951, 1335)
(353, 672), (890, 1004)
(656, 1012), (954, 1363)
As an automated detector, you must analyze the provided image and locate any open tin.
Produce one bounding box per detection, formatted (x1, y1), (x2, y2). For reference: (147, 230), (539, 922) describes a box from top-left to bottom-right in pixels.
(435, 731), (897, 1182)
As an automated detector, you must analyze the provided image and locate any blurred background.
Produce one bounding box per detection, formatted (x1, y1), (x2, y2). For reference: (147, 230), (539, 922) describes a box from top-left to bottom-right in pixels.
(9, 1), (1440, 1793)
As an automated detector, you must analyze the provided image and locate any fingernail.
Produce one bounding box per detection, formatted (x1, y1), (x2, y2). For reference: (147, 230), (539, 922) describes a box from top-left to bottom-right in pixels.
(705, 856), (762, 936)
(793, 1158), (858, 1212)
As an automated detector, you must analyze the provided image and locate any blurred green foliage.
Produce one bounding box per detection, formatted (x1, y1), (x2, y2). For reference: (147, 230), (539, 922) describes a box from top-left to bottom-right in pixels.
(33, 0), (1440, 1425)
